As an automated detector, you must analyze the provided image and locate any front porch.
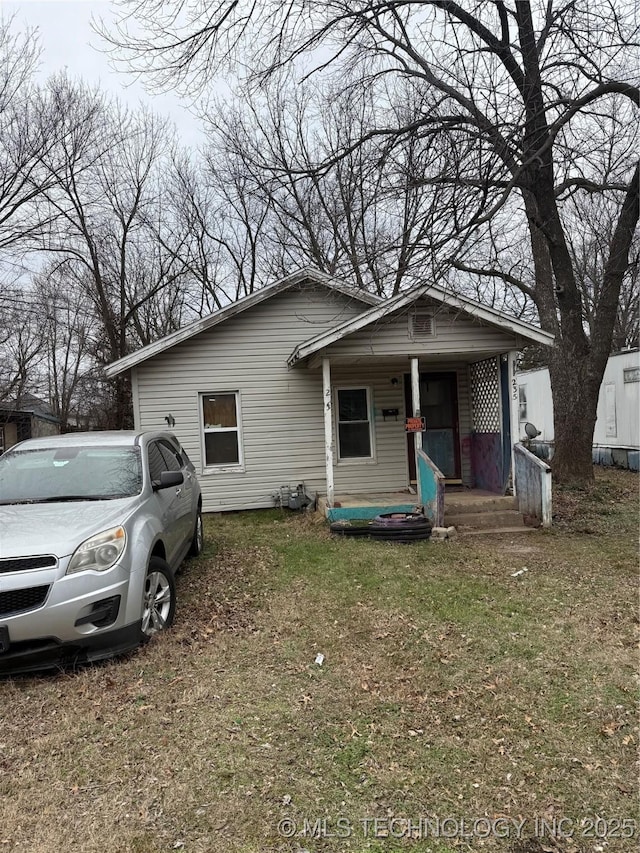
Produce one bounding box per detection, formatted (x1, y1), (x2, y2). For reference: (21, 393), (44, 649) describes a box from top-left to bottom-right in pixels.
(287, 285), (555, 529)
(319, 486), (524, 529)
(319, 489), (420, 521)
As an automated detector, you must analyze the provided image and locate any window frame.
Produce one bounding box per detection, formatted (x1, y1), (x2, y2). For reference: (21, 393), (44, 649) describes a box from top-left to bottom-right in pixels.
(518, 385), (528, 422)
(334, 385), (376, 464)
(199, 391), (245, 473)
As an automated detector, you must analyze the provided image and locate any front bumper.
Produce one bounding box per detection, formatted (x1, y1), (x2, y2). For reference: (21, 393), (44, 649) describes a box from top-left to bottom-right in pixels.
(0, 560), (145, 674)
(0, 621), (142, 675)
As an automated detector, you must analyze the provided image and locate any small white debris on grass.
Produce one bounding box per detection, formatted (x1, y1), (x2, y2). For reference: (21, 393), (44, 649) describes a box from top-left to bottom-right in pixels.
(431, 526), (458, 540)
(510, 567), (529, 577)
(314, 653), (325, 666)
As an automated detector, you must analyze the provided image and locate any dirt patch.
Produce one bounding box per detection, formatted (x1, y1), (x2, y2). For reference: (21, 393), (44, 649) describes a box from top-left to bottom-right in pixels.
(174, 544), (274, 642)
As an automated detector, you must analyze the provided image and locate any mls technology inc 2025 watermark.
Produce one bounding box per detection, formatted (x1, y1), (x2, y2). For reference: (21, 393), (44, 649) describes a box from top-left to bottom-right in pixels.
(277, 815), (637, 842)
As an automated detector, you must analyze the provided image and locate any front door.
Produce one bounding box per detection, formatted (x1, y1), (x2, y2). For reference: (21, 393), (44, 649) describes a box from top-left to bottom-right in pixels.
(405, 372), (461, 481)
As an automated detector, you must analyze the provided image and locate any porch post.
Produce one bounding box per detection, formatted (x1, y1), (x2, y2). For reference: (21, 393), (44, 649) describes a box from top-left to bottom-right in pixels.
(507, 350), (520, 497)
(410, 357), (422, 499)
(322, 357), (335, 507)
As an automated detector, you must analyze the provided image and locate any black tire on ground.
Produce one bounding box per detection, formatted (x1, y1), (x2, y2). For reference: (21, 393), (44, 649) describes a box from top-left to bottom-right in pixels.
(370, 523), (431, 534)
(188, 507), (204, 557)
(140, 556), (176, 641)
(329, 520), (372, 537)
(369, 526), (432, 538)
(372, 512), (431, 527)
(370, 529), (432, 541)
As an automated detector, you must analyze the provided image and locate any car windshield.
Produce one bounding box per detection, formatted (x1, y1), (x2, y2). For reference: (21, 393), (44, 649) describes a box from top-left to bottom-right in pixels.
(0, 445), (143, 504)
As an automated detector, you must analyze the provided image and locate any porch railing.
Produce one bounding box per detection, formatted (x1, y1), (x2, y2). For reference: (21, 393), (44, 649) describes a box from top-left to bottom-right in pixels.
(514, 442), (552, 528)
(417, 447), (445, 527)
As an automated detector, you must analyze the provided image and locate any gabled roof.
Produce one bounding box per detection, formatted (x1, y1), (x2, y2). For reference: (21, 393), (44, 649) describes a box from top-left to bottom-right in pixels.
(0, 392), (59, 422)
(105, 268), (380, 378)
(288, 281), (555, 365)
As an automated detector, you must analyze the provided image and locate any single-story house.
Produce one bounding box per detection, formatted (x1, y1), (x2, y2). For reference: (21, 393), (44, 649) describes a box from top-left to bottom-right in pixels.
(106, 269), (555, 519)
(0, 393), (60, 454)
(518, 349), (640, 471)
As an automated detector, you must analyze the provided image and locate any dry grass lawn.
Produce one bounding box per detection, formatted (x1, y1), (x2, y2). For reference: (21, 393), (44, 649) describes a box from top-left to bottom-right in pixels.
(1, 468), (638, 853)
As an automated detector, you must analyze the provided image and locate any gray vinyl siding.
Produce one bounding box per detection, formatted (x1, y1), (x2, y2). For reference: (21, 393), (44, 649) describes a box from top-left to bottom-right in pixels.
(323, 301), (519, 359)
(133, 287), (511, 511)
(133, 284), (368, 511)
(330, 364), (409, 493)
(328, 361), (473, 493)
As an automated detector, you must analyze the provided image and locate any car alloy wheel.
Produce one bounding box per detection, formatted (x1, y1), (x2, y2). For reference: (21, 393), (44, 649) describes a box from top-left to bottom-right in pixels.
(141, 556), (176, 639)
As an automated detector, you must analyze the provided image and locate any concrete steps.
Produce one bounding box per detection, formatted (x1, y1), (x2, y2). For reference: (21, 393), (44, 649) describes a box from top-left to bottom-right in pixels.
(444, 494), (531, 535)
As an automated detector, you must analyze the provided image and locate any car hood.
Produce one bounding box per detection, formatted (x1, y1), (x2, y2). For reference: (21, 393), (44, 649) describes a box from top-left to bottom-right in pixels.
(0, 499), (137, 559)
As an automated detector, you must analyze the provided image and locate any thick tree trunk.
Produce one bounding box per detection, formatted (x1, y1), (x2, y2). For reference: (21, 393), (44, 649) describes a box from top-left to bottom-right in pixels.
(550, 164), (639, 486)
(103, 374), (133, 430)
(547, 351), (600, 486)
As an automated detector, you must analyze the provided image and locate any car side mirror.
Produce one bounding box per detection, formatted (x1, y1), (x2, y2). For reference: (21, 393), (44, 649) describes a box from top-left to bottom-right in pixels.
(153, 470), (184, 491)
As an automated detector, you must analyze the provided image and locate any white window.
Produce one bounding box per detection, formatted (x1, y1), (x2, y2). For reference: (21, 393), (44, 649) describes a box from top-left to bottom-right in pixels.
(518, 385), (528, 421)
(336, 387), (374, 460)
(201, 392), (243, 469)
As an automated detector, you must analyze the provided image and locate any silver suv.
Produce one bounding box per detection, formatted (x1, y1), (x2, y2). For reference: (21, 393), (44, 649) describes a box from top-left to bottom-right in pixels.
(0, 431), (203, 674)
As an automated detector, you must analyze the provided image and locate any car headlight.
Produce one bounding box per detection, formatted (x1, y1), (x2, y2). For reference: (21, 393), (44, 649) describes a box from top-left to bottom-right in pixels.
(66, 526), (126, 575)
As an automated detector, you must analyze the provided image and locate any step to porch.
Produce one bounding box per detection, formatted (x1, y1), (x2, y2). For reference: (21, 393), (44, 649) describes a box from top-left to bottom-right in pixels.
(320, 490), (535, 535)
(444, 494), (529, 534)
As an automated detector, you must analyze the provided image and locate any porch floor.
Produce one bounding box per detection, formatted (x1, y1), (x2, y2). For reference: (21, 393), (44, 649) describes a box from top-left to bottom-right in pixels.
(319, 488), (514, 522)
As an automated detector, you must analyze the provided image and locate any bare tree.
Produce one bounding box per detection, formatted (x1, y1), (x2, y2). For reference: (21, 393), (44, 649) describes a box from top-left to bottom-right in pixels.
(104, 0), (639, 485)
(39, 80), (188, 426)
(198, 79), (476, 296)
(0, 283), (45, 406)
(566, 192), (639, 353)
(0, 17), (80, 253)
(153, 149), (261, 310)
(30, 265), (95, 431)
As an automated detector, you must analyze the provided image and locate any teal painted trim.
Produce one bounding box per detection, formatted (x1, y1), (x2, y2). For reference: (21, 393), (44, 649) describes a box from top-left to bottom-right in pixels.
(418, 454), (436, 504)
(417, 447), (445, 525)
(327, 503), (416, 522)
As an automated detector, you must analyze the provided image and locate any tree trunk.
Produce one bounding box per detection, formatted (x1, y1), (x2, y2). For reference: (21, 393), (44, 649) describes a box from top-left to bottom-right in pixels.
(104, 374), (133, 430)
(547, 350), (600, 486)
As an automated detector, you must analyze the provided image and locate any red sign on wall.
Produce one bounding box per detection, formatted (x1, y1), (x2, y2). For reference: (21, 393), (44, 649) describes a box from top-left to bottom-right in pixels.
(405, 417), (426, 433)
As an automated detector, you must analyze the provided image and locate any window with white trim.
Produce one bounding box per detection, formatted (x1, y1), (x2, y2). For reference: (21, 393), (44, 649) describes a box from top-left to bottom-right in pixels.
(336, 387), (373, 460)
(201, 392), (243, 468)
(518, 385), (528, 421)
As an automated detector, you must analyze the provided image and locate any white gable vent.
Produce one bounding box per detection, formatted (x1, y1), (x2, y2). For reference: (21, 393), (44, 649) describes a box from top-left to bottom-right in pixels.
(409, 308), (435, 339)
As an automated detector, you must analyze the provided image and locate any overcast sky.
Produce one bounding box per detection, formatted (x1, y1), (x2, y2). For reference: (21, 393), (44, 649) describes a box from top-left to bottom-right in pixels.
(3, 0), (204, 145)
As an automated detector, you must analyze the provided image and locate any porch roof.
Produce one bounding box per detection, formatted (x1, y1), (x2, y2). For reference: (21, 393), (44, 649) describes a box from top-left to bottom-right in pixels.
(288, 282), (555, 366)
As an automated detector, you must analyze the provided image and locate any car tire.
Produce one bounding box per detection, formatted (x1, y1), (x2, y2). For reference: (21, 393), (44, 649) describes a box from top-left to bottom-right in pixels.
(140, 556), (176, 641)
(188, 507), (204, 557)
(329, 520), (372, 537)
(371, 512), (431, 527)
(369, 529), (432, 542)
(369, 512), (432, 543)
